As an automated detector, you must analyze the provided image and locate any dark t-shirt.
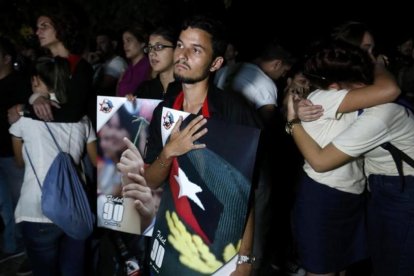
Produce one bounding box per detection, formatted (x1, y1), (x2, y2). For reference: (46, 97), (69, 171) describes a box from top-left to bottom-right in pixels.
(144, 85), (262, 164)
(0, 71), (31, 157)
(134, 77), (181, 100)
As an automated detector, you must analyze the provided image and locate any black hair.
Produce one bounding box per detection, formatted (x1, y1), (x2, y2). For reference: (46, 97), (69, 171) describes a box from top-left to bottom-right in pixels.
(181, 15), (227, 59)
(95, 29), (117, 41)
(256, 38), (296, 65)
(32, 56), (71, 103)
(331, 21), (372, 48)
(151, 26), (178, 46)
(0, 36), (17, 63)
(123, 24), (149, 45)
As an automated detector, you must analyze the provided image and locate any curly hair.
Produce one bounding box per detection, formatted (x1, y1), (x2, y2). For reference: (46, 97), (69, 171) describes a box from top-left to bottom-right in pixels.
(304, 41), (375, 90)
(37, 3), (88, 54)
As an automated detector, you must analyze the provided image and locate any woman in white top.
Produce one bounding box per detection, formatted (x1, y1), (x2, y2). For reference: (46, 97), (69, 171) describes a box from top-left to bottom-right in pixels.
(288, 42), (413, 276)
(286, 41), (400, 276)
(9, 56), (97, 276)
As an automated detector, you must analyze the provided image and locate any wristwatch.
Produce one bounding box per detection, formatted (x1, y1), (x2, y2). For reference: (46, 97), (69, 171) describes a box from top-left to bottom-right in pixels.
(285, 118), (301, 135)
(236, 254), (256, 265)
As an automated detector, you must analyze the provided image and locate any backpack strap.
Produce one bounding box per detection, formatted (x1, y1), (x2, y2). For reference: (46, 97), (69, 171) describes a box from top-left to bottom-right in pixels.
(381, 142), (414, 168)
(24, 146), (42, 189)
(358, 108), (414, 191)
(23, 123), (64, 190)
(44, 122), (63, 152)
(381, 142), (414, 191)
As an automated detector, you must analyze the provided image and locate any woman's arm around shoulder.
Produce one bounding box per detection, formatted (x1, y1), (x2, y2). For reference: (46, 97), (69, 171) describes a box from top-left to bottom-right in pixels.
(338, 65), (400, 113)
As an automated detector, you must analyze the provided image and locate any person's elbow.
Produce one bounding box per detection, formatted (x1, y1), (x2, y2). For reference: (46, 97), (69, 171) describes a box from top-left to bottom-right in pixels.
(386, 84), (401, 101)
(307, 148), (351, 173)
(313, 164), (332, 173)
(308, 158), (334, 173)
(311, 162), (332, 173)
(378, 74), (401, 102)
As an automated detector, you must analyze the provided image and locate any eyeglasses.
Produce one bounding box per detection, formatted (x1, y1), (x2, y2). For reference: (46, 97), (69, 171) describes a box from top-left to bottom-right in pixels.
(144, 44), (174, 54)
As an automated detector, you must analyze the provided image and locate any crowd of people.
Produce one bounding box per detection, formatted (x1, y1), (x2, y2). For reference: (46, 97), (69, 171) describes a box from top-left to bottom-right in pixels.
(1, 2), (413, 276)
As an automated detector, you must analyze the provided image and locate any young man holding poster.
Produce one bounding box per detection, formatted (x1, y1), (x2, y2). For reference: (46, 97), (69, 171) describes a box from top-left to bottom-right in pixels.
(142, 15), (262, 276)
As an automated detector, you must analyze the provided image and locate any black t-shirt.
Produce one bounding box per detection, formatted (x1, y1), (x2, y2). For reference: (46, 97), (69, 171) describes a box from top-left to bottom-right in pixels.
(144, 85), (262, 164)
(134, 77), (181, 100)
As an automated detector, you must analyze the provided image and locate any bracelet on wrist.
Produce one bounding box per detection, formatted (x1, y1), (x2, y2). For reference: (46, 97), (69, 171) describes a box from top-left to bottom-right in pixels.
(156, 156), (170, 168)
(285, 118), (301, 135)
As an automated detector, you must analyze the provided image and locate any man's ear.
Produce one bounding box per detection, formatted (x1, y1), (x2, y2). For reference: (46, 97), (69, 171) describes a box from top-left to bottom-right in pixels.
(210, 57), (224, 72)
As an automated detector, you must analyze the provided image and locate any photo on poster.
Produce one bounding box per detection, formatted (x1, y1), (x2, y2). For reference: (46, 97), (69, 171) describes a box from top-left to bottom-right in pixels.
(149, 107), (261, 275)
(96, 96), (161, 235)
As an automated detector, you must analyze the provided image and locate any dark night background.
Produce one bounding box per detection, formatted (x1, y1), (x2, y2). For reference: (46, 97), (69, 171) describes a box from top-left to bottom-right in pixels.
(0, 1), (411, 275)
(0, 0), (412, 59)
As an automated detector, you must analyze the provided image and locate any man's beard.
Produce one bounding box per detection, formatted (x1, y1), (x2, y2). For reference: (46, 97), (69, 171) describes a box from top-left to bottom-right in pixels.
(174, 67), (210, 84)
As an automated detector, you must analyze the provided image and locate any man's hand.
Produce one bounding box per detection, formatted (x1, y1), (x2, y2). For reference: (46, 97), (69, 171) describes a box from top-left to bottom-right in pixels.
(117, 137), (145, 186)
(163, 115), (208, 159)
(122, 169), (157, 231)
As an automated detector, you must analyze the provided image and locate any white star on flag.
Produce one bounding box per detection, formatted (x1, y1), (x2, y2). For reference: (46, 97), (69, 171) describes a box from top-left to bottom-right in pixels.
(174, 167), (205, 210)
